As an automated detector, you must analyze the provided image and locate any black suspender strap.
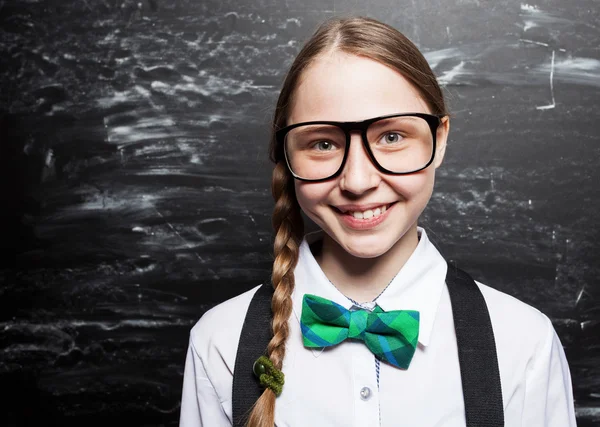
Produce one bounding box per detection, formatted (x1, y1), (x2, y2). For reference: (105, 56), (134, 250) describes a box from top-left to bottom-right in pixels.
(232, 284), (274, 427)
(232, 265), (505, 426)
(446, 264), (504, 426)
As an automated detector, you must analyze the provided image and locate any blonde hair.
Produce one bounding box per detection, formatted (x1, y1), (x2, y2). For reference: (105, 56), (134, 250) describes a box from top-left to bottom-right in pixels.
(246, 16), (447, 426)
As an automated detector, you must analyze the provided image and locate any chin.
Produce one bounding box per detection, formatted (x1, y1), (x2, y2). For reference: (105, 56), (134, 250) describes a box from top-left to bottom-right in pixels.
(344, 246), (390, 259)
(336, 234), (398, 259)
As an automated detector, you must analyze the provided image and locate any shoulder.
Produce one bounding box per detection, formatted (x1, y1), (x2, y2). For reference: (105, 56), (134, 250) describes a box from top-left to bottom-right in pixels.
(476, 280), (552, 337)
(473, 279), (576, 423)
(474, 280), (556, 367)
(189, 284), (263, 368)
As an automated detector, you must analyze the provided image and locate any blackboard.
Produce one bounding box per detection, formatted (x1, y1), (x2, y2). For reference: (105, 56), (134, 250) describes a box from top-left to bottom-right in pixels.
(1, 0), (598, 425)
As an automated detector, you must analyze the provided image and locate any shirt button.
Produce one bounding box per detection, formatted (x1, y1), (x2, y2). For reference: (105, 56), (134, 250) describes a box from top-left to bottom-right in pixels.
(360, 386), (372, 401)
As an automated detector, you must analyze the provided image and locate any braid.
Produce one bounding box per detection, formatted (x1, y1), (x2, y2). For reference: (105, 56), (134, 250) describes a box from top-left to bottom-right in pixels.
(246, 162), (303, 427)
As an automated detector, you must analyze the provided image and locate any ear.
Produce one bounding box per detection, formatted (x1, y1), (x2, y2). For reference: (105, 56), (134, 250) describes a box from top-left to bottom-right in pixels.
(433, 116), (450, 169)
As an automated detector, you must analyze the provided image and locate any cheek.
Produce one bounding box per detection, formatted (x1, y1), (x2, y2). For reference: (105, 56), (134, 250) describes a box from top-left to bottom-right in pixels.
(389, 169), (435, 201)
(295, 181), (334, 213)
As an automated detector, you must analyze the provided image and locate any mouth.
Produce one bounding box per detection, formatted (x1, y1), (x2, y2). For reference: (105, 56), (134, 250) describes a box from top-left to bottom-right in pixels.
(333, 202), (397, 220)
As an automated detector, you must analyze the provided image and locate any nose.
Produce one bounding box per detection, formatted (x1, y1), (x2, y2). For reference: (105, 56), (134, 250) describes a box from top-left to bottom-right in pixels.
(338, 132), (381, 195)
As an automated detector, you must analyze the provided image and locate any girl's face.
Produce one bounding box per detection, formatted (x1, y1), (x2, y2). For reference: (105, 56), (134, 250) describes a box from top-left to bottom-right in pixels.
(289, 52), (449, 258)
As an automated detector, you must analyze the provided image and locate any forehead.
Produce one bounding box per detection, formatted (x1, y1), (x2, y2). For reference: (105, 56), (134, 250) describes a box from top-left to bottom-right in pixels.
(288, 52), (431, 125)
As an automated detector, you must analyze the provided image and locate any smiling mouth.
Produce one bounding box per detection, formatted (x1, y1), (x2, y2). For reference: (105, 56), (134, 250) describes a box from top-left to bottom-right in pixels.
(333, 202), (396, 219)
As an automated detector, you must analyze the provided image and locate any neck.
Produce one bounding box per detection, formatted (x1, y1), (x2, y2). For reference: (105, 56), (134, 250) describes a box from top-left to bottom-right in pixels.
(315, 225), (420, 303)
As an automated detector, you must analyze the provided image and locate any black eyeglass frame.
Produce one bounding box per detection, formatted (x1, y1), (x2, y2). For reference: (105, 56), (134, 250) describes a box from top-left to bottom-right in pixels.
(275, 112), (446, 182)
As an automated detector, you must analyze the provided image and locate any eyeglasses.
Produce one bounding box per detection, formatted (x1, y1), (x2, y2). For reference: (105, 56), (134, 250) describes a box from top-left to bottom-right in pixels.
(276, 113), (445, 182)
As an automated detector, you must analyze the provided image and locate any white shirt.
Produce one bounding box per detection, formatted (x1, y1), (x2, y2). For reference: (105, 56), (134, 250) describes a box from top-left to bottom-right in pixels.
(180, 228), (576, 426)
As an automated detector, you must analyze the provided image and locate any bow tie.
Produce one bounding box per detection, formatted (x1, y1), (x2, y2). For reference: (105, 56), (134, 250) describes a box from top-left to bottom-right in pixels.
(300, 294), (420, 369)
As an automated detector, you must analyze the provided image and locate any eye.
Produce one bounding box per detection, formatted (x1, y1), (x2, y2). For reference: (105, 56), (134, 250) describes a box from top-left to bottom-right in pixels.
(381, 132), (403, 144)
(314, 141), (335, 151)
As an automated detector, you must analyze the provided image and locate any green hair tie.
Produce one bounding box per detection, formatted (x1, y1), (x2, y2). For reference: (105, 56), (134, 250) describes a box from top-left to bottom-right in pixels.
(253, 355), (285, 396)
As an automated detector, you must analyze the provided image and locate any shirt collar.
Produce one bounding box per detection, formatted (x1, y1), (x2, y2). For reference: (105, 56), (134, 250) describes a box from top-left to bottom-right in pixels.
(291, 227), (447, 347)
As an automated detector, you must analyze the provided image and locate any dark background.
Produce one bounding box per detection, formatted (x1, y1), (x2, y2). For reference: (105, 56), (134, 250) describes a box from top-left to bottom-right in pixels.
(1, 0), (599, 425)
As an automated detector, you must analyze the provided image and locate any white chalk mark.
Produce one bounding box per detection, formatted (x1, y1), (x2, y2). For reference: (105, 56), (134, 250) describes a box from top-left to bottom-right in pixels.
(535, 56), (600, 88)
(153, 207), (206, 265)
(575, 286), (586, 305)
(438, 61), (466, 85)
(523, 20), (537, 31)
(424, 47), (462, 70)
(537, 50), (556, 110)
(555, 56), (600, 72)
(521, 4), (540, 13)
(520, 38), (549, 47)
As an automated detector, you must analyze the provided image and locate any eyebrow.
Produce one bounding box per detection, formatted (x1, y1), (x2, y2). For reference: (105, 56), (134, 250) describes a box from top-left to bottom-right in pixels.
(292, 125), (343, 134)
(370, 116), (420, 128)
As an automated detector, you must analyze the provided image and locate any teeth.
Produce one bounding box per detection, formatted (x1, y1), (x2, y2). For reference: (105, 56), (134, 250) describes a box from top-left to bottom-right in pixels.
(350, 204), (388, 219)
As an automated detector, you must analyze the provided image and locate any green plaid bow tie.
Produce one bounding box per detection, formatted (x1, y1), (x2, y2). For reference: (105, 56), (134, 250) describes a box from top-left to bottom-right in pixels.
(300, 294), (420, 369)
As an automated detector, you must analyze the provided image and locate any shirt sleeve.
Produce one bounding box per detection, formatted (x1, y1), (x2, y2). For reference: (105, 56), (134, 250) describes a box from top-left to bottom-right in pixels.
(179, 334), (231, 427)
(522, 316), (577, 426)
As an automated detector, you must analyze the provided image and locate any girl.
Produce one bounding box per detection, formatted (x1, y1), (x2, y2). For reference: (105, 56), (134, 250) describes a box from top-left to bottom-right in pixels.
(180, 16), (576, 426)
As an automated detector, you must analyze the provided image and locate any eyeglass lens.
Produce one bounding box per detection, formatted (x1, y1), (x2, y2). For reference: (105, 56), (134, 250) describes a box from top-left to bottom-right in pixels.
(284, 116), (434, 180)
